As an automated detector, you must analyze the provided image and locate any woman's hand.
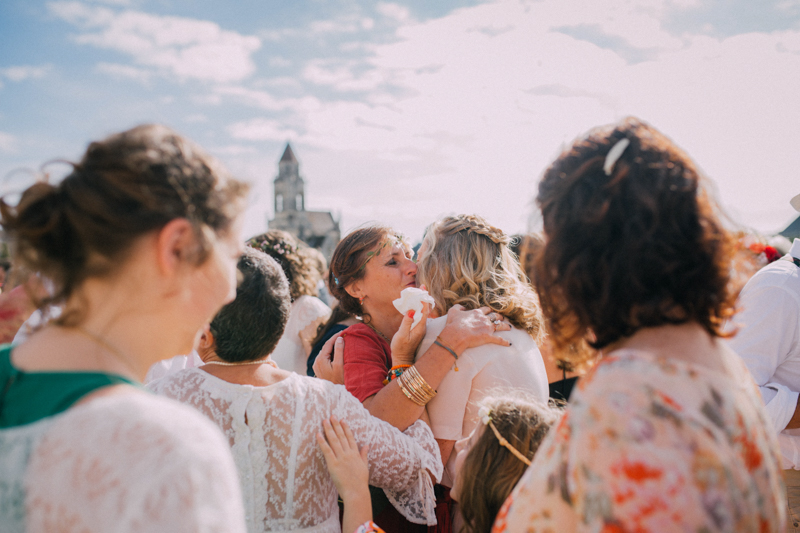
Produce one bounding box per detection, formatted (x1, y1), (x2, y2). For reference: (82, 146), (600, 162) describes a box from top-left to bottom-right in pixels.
(390, 301), (431, 367)
(313, 333), (345, 384)
(438, 304), (512, 354)
(317, 416), (373, 533)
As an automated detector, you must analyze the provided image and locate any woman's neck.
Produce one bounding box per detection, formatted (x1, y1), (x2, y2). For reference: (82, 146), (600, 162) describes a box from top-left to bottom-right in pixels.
(362, 305), (403, 341)
(602, 322), (731, 375)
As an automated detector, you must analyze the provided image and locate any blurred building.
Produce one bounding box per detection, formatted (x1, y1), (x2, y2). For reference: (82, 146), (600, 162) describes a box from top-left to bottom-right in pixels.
(268, 144), (340, 259)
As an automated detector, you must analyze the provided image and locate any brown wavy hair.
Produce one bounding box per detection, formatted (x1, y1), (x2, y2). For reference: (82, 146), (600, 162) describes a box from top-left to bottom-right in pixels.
(247, 230), (320, 302)
(0, 124), (248, 325)
(457, 393), (560, 533)
(417, 214), (544, 342)
(534, 117), (736, 364)
(327, 225), (409, 321)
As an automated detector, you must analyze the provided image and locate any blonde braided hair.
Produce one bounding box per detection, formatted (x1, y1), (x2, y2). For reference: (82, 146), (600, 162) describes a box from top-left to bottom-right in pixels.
(417, 214), (544, 342)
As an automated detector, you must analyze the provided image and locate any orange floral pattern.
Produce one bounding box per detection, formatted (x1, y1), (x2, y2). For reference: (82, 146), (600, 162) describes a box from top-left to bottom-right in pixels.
(492, 350), (787, 533)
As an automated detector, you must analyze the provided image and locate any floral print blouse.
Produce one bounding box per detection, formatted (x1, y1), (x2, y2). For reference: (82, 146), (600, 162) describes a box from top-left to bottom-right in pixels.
(492, 349), (787, 533)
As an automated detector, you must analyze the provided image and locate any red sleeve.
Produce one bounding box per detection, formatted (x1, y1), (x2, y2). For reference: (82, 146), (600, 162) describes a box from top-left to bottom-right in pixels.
(342, 324), (392, 403)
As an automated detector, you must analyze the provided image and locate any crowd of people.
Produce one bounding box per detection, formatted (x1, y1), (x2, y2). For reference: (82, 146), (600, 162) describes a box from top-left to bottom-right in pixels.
(0, 117), (794, 532)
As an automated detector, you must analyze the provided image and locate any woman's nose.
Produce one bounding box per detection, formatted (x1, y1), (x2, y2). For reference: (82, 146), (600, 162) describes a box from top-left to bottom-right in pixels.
(406, 258), (418, 275)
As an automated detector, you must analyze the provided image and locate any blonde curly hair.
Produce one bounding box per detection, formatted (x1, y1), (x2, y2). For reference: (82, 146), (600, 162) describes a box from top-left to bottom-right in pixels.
(417, 214), (544, 342)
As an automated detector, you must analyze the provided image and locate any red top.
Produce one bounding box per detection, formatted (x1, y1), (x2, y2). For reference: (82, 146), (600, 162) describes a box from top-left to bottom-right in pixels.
(342, 323), (391, 403)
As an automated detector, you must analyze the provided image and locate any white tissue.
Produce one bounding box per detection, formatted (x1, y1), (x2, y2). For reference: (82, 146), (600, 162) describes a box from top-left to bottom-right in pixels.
(393, 287), (435, 330)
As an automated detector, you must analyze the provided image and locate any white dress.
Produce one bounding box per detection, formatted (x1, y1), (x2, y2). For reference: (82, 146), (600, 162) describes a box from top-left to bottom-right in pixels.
(149, 369), (443, 533)
(416, 317), (549, 486)
(0, 391), (246, 533)
(271, 296), (332, 374)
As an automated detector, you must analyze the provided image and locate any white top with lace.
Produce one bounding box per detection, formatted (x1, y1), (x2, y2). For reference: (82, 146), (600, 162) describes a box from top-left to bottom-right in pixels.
(149, 369), (443, 532)
(0, 390), (246, 533)
(272, 296), (332, 374)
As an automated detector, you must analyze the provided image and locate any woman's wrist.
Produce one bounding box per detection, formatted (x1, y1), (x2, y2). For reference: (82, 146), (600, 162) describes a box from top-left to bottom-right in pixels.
(436, 327), (467, 355)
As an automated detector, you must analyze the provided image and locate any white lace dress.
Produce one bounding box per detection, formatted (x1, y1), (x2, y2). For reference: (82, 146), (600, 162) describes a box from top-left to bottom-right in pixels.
(149, 369), (443, 532)
(0, 391), (246, 533)
(271, 296), (331, 374)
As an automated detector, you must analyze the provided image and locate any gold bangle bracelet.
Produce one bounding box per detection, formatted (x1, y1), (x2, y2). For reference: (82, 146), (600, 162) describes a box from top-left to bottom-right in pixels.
(397, 366), (436, 405)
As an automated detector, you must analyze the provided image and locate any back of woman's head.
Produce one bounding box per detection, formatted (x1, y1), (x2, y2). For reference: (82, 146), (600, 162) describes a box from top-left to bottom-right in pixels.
(417, 214), (544, 341)
(247, 230), (319, 302)
(0, 124), (248, 323)
(535, 117), (735, 360)
(211, 247), (291, 362)
(327, 224), (403, 317)
(458, 394), (560, 533)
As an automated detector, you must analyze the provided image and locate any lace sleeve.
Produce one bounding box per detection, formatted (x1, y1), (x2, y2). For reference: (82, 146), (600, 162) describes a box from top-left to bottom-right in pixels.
(25, 391), (247, 533)
(331, 385), (443, 525)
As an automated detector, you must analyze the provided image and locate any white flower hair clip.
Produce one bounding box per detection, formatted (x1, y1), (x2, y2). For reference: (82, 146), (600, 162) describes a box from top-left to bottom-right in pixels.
(478, 405), (492, 426)
(603, 138), (630, 176)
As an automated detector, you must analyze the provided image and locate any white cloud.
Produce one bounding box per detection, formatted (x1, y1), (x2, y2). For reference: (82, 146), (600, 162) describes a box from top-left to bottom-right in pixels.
(0, 65), (52, 82)
(184, 113), (208, 123)
(95, 62), (151, 83)
(0, 132), (18, 154)
(48, 1), (261, 83)
(253, 0), (800, 238)
(376, 3), (411, 22)
(227, 118), (299, 142)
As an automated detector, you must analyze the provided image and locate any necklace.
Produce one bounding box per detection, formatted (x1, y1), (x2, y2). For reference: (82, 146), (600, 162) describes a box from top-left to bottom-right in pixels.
(204, 358), (278, 368)
(365, 322), (392, 344)
(73, 326), (141, 380)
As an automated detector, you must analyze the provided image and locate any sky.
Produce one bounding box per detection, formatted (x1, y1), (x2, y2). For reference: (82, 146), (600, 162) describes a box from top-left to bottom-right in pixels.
(2, 0), (800, 244)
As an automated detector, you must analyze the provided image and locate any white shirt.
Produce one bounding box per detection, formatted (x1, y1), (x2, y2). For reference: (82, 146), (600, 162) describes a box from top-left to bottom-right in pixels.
(729, 238), (800, 468)
(271, 296), (332, 374)
(149, 370), (443, 532)
(1, 391), (246, 533)
(415, 316), (550, 486)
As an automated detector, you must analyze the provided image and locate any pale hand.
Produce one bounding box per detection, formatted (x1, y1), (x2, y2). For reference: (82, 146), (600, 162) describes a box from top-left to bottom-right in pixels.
(437, 304), (512, 354)
(390, 301), (432, 367)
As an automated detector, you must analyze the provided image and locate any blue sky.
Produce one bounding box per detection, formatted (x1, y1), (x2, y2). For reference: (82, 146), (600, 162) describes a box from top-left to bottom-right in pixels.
(2, 0), (800, 243)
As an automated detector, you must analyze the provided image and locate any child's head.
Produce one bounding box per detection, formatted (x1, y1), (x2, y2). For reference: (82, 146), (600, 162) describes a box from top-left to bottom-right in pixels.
(453, 393), (560, 533)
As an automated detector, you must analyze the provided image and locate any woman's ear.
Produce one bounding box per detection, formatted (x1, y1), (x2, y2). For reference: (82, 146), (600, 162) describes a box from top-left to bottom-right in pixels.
(344, 280), (364, 301)
(196, 324), (218, 361)
(156, 218), (196, 276)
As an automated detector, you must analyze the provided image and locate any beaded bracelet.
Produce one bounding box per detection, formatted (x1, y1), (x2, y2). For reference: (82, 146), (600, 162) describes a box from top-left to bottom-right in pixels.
(383, 364), (411, 385)
(434, 337), (459, 372)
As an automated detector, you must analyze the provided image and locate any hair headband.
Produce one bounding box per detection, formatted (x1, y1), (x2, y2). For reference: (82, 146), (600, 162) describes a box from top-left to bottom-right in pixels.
(603, 138), (630, 176)
(478, 406), (531, 466)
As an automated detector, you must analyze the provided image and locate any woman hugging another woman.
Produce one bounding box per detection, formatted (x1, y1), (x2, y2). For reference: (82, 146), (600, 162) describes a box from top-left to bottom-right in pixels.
(320, 225), (509, 531)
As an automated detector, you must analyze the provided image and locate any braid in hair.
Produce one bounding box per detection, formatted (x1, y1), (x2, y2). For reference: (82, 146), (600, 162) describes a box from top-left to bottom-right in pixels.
(417, 214), (544, 342)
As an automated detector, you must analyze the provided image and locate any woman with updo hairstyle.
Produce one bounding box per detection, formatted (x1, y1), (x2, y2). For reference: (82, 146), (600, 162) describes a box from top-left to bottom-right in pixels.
(248, 230), (331, 374)
(412, 214), (549, 512)
(0, 124), (250, 532)
(493, 118), (786, 532)
(318, 224), (511, 531)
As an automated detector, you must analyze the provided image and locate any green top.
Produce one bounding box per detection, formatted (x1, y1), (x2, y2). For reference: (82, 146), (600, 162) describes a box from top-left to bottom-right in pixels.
(0, 344), (139, 429)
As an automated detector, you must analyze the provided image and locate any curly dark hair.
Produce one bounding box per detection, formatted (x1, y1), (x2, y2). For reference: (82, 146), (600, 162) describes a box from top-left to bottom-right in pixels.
(210, 247), (291, 362)
(533, 117), (736, 363)
(247, 230), (320, 302)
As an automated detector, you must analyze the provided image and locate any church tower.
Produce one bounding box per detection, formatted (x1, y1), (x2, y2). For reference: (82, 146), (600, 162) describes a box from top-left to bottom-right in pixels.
(273, 144), (304, 213)
(268, 143), (340, 260)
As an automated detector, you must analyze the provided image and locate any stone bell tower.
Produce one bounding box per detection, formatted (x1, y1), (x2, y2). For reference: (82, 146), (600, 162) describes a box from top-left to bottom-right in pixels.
(273, 144), (304, 214)
(267, 143), (341, 260)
